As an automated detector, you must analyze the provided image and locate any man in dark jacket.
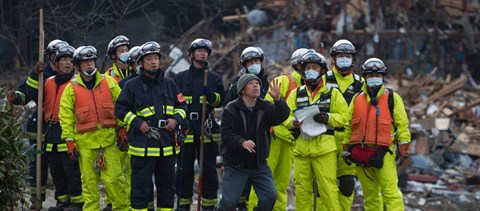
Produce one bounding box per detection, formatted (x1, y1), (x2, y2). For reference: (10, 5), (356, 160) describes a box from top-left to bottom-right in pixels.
(217, 74), (290, 211)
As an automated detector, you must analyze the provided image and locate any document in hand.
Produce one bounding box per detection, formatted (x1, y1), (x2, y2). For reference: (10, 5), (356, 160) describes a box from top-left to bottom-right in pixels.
(294, 105), (327, 139)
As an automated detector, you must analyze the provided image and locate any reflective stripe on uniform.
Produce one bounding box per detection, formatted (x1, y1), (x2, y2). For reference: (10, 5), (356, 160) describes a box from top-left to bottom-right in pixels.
(57, 143), (67, 152)
(174, 108), (186, 119)
(57, 194), (69, 203)
(70, 194), (84, 203)
(202, 197), (217, 207)
(136, 107), (155, 117)
(128, 145), (177, 157)
(124, 111), (137, 127)
(27, 76), (39, 89)
(179, 198), (193, 206)
(15, 91), (26, 104)
(185, 96), (193, 104)
(185, 135), (194, 144)
(45, 143), (67, 152)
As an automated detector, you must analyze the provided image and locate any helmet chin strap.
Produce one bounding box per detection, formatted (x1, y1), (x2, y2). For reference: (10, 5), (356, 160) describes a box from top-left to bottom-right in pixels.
(338, 66), (352, 75)
(82, 68), (97, 76)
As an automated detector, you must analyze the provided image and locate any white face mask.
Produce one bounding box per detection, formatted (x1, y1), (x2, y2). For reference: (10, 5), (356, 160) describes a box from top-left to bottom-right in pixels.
(82, 68), (97, 76)
(336, 57), (352, 69)
(366, 77), (383, 87)
(136, 66), (141, 73)
(305, 69), (319, 81)
(247, 64), (261, 75)
(118, 53), (129, 64)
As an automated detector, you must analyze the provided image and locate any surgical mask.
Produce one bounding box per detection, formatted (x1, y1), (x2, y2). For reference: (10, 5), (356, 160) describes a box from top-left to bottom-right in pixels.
(366, 77), (383, 87)
(118, 53), (129, 64)
(336, 57), (352, 69)
(136, 66), (141, 73)
(247, 64), (261, 75)
(305, 69), (319, 81)
(82, 68), (97, 76)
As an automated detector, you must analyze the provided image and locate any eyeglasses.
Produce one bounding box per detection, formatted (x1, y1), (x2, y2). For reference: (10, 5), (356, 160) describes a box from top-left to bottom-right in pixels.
(191, 39), (212, 49)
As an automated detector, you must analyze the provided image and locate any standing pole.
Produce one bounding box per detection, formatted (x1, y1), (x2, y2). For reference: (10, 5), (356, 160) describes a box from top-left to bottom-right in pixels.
(197, 69), (208, 211)
(35, 7), (45, 211)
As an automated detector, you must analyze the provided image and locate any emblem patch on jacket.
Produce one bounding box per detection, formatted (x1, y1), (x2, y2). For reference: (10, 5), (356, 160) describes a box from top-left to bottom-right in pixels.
(177, 93), (185, 103)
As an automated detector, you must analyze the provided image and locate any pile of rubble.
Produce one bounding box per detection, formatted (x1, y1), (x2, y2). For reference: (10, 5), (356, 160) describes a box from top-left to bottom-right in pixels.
(384, 67), (480, 210)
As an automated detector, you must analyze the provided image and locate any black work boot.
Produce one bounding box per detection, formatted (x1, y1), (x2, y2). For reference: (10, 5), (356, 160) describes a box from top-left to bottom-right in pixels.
(202, 205), (215, 211)
(64, 202), (84, 211)
(102, 204), (112, 211)
(48, 201), (70, 211)
(177, 205), (190, 211)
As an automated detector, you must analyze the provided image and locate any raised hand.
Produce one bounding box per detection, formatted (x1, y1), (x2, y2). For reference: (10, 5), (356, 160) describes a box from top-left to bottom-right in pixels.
(268, 79), (281, 101)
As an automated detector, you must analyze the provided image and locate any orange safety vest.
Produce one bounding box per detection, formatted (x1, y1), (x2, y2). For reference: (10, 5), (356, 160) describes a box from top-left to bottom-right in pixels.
(44, 76), (69, 123)
(350, 90), (392, 146)
(283, 73), (298, 100)
(72, 77), (116, 133)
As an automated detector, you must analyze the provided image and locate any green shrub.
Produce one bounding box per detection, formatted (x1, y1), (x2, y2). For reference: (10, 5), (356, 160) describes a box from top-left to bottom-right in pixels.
(0, 86), (30, 210)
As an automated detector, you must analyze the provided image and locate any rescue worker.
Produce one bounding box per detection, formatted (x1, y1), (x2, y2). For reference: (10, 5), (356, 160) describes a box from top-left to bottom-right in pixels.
(104, 35), (133, 211)
(114, 41), (187, 210)
(8, 39), (69, 209)
(26, 45), (84, 211)
(342, 58), (410, 211)
(118, 46), (141, 88)
(217, 74), (290, 211)
(321, 39), (363, 210)
(247, 48), (306, 211)
(223, 46), (269, 106)
(284, 50), (347, 210)
(174, 38), (224, 211)
(59, 45), (129, 211)
(105, 35), (134, 81)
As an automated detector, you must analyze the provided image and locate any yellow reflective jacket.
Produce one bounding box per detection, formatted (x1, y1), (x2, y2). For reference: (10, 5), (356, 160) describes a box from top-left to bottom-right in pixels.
(322, 67), (364, 144)
(59, 72), (122, 149)
(265, 70), (303, 144)
(285, 82), (348, 157)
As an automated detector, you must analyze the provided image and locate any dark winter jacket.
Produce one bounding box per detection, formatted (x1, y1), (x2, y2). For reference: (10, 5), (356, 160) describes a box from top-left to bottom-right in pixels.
(220, 96), (290, 168)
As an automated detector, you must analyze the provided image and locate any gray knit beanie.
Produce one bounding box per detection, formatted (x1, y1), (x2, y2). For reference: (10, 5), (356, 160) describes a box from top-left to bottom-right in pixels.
(237, 74), (262, 95)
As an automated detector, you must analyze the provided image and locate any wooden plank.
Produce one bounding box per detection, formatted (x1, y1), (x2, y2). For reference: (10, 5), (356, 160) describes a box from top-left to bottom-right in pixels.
(427, 75), (467, 103)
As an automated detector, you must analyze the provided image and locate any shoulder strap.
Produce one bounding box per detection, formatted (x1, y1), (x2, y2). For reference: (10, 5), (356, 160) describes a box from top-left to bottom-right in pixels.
(282, 73), (297, 99)
(386, 88), (394, 118)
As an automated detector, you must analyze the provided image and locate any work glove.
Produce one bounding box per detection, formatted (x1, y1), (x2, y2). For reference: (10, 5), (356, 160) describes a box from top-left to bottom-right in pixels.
(6, 91), (16, 103)
(66, 138), (79, 160)
(34, 61), (45, 74)
(399, 143), (410, 160)
(341, 151), (352, 166)
(313, 112), (329, 124)
(203, 86), (216, 101)
(117, 127), (128, 151)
